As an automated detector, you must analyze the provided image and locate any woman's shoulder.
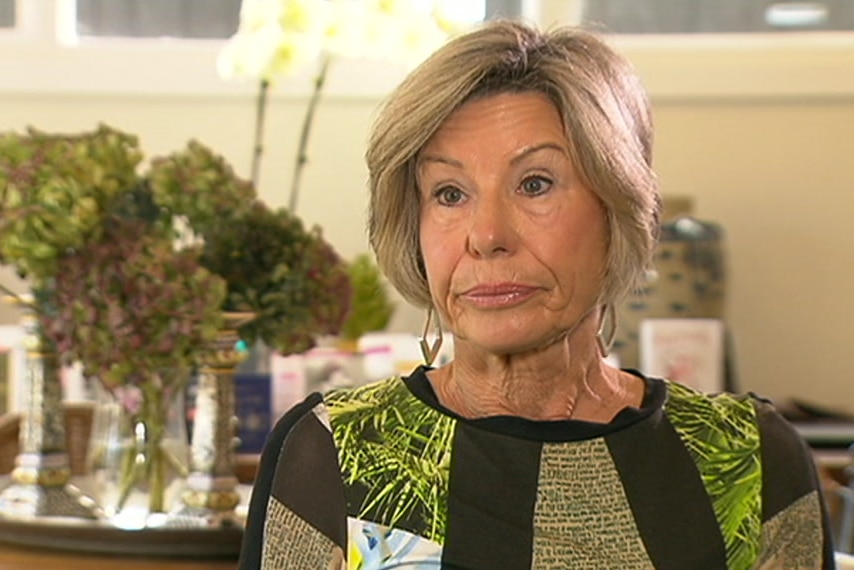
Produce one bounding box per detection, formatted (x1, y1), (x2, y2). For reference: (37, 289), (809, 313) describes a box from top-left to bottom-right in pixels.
(660, 379), (810, 457)
(663, 379), (772, 421)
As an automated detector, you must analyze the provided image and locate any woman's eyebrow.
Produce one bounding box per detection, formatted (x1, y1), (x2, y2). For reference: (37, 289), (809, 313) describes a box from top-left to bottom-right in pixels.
(510, 142), (569, 165)
(418, 154), (464, 168)
(419, 142), (567, 170)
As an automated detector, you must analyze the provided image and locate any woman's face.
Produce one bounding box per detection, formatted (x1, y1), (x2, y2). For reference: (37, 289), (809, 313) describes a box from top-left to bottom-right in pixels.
(417, 92), (608, 354)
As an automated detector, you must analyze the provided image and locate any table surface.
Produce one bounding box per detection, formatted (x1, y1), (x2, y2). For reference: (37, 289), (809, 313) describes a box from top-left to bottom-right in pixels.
(0, 544), (237, 569)
(0, 463), (257, 569)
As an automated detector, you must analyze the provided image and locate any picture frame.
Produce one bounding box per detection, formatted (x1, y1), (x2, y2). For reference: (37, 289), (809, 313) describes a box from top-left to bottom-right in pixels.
(639, 318), (726, 394)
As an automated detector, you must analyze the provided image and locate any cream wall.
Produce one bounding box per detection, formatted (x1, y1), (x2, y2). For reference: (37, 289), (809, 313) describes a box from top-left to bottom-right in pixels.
(1, 60), (852, 412)
(652, 99), (854, 409)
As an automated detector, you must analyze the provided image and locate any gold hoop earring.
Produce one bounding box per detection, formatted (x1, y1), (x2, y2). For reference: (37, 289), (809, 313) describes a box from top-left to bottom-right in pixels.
(419, 307), (443, 367)
(596, 304), (617, 357)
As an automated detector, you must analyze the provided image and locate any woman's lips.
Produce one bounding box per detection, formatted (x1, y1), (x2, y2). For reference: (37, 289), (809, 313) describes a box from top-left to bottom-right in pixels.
(458, 283), (541, 309)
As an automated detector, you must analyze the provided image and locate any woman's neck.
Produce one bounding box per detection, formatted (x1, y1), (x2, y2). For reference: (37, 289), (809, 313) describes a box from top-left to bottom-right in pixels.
(426, 321), (643, 423)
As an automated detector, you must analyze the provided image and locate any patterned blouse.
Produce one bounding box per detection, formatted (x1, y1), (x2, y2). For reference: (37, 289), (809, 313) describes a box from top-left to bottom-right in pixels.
(239, 367), (834, 569)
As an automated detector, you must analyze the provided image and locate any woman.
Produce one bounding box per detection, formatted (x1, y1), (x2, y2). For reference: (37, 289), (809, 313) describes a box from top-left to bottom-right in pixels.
(240, 20), (833, 569)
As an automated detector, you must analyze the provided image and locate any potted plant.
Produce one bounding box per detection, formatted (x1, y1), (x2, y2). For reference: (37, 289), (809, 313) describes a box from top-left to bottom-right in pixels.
(0, 123), (352, 524)
(0, 125), (231, 522)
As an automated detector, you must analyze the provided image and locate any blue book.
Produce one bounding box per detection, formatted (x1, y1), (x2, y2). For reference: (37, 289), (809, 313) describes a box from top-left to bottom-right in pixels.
(234, 373), (273, 454)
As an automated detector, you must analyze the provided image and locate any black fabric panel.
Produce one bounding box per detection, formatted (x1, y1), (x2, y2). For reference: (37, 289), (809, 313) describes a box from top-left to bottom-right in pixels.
(404, 366), (666, 442)
(756, 400), (836, 568)
(757, 399), (824, 520)
(272, 401), (348, 551)
(238, 392), (324, 570)
(607, 410), (729, 570)
(442, 422), (542, 570)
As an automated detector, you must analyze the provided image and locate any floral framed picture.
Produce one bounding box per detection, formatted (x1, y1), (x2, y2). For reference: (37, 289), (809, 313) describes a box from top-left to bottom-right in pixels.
(640, 318), (725, 394)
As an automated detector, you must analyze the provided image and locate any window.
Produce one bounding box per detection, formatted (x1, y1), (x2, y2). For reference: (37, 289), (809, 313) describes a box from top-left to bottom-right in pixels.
(75, 0), (241, 40)
(72, 0), (502, 41)
(486, 0), (523, 20)
(582, 0), (854, 34)
(0, 0), (14, 29)
(536, 0), (854, 100)
(0, 1), (852, 99)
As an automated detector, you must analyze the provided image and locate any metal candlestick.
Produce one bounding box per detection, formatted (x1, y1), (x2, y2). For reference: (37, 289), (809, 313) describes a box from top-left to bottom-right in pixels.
(0, 314), (98, 519)
(168, 312), (254, 528)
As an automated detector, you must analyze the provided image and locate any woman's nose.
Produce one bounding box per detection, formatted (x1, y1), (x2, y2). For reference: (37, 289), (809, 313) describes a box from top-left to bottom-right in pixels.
(466, 195), (516, 258)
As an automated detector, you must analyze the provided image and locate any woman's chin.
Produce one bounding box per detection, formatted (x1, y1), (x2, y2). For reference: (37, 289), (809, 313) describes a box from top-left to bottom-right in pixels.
(449, 312), (575, 357)
(457, 330), (559, 358)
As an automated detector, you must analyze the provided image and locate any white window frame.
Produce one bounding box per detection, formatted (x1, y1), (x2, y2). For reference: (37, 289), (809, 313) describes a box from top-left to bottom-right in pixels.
(538, 0), (854, 100)
(1, 0), (853, 101)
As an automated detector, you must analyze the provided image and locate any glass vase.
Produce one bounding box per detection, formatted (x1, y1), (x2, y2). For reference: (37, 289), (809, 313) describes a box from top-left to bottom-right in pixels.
(87, 378), (190, 529)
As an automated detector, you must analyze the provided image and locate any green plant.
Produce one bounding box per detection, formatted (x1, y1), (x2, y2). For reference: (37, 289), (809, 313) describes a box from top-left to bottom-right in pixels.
(340, 253), (395, 342)
(147, 139), (255, 237)
(200, 200), (351, 355)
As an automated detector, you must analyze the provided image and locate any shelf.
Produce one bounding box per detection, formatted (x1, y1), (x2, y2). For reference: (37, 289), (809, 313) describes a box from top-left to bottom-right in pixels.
(794, 422), (854, 448)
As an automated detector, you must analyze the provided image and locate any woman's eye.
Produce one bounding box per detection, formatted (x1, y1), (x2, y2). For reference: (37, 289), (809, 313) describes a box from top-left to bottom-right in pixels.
(436, 186), (465, 206)
(520, 175), (552, 196)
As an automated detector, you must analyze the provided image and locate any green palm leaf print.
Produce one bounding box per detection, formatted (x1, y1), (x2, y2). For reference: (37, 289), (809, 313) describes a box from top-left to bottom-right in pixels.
(665, 382), (762, 570)
(327, 377), (455, 542)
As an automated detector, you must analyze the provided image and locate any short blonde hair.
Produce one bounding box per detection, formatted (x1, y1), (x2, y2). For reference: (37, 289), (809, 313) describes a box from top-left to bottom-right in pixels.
(367, 20), (660, 309)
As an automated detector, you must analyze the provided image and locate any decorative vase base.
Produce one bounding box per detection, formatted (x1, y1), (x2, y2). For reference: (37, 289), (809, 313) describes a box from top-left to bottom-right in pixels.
(0, 482), (99, 520)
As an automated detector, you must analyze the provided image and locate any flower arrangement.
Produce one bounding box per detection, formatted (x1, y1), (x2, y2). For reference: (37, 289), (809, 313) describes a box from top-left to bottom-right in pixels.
(0, 125), (231, 516)
(0, 123), (352, 515)
(0, 124), (352, 364)
(0, 126), (238, 383)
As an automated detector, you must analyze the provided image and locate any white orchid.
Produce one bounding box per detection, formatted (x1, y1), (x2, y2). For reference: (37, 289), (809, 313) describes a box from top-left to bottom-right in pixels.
(218, 0), (476, 210)
(218, 0), (330, 82)
(279, 0), (332, 34)
(220, 0), (472, 81)
(433, 0), (481, 35)
(323, 1), (373, 60)
(217, 21), (282, 81)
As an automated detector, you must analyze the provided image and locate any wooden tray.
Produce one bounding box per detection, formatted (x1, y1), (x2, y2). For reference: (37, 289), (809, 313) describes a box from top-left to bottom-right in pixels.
(0, 515), (242, 558)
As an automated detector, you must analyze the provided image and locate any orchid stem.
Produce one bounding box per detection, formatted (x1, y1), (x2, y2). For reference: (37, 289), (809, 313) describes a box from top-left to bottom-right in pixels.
(0, 282), (22, 301)
(251, 79), (270, 189)
(0, 283), (34, 311)
(288, 54), (331, 214)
